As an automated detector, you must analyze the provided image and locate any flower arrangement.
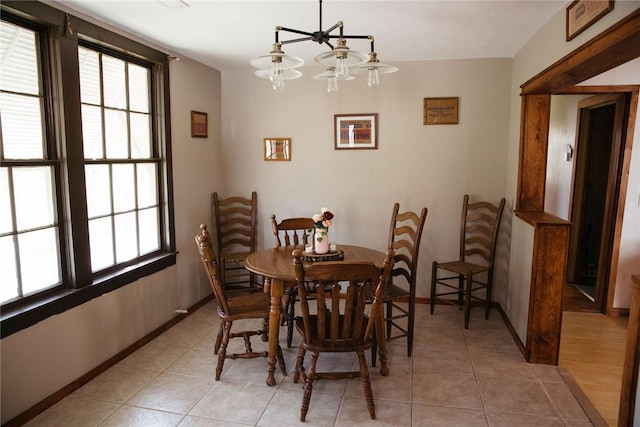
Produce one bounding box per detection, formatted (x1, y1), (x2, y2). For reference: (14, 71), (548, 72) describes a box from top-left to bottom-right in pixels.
(312, 207), (334, 229)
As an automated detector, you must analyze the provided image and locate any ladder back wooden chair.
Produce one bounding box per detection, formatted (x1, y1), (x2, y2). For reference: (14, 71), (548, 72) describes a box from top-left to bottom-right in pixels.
(212, 191), (258, 293)
(372, 203), (427, 365)
(270, 214), (322, 348)
(291, 248), (394, 422)
(195, 224), (285, 381)
(430, 194), (506, 328)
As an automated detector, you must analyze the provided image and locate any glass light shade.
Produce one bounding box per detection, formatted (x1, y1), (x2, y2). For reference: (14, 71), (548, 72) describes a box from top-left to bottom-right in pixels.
(250, 43), (304, 70)
(254, 68), (303, 80)
(314, 38), (369, 71)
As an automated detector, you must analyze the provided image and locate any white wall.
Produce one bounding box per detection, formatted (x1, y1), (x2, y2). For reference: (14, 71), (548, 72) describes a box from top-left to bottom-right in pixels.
(221, 58), (512, 304)
(505, 2), (640, 342)
(0, 51), (222, 427)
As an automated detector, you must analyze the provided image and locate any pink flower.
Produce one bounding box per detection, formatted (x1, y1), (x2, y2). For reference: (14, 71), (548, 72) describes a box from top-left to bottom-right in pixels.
(312, 208), (334, 229)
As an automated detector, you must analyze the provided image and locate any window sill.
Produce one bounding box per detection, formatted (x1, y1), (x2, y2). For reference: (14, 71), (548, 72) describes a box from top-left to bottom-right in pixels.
(0, 252), (177, 339)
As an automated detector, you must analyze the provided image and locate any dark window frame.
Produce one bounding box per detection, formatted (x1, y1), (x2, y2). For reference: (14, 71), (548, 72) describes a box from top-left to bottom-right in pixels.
(0, 1), (176, 338)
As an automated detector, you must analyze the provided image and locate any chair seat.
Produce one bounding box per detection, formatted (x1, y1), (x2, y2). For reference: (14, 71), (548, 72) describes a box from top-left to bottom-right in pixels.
(435, 260), (489, 276)
(223, 292), (270, 320)
(295, 315), (371, 351)
(381, 282), (409, 302)
(222, 251), (252, 263)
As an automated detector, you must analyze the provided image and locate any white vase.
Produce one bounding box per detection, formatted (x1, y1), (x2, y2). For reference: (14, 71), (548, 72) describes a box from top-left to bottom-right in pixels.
(314, 227), (329, 254)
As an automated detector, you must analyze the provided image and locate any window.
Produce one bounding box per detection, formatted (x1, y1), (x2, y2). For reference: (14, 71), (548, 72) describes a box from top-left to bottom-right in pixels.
(79, 47), (161, 272)
(0, 19), (63, 304)
(0, 3), (176, 337)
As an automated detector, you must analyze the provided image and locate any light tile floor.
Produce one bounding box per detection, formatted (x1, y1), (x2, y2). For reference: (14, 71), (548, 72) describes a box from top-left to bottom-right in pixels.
(25, 303), (596, 426)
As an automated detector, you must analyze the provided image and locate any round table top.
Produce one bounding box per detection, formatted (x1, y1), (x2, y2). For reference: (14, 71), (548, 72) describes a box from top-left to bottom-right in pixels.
(244, 244), (386, 283)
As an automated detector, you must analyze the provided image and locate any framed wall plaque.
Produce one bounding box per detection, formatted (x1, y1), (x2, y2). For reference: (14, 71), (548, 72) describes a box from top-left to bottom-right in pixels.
(264, 138), (291, 161)
(566, 0), (614, 41)
(423, 97), (459, 125)
(191, 111), (208, 138)
(334, 114), (378, 150)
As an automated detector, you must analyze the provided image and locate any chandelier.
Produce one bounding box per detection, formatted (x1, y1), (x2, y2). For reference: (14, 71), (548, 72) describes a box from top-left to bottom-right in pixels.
(249, 0), (398, 92)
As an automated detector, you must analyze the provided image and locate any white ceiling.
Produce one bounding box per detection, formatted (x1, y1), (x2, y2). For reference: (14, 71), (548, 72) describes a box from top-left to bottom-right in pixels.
(55, 0), (569, 72)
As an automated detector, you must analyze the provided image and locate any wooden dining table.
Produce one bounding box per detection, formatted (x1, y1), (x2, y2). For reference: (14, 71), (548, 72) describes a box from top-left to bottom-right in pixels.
(244, 244), (390, 386)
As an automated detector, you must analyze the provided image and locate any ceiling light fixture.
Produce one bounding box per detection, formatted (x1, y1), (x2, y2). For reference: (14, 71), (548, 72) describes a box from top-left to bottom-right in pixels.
(250, 0), (398, 92)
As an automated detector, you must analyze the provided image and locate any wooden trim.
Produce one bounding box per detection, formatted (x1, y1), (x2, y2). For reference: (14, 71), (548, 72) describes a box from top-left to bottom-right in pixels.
(523, 214), (571, 364)
(3, 295), (214, 427)
(517, 95), (551, 211)
(558, 368), (609, 427)
(619, 276), (640, 427)
(607, 90), (638, 316)
(521, 9), (640, 95)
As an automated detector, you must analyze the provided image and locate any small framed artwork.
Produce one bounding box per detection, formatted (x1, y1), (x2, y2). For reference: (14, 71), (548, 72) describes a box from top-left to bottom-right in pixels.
(191, 111), (208, 138)
(334, 113), (378, 150)
(424, 97), (459, 125)
(566, 0), (614, 41)
(264, 137), (291, 161)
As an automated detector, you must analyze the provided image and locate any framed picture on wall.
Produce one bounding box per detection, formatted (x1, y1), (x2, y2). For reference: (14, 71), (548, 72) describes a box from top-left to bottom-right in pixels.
(334, 113), (378, 150)
(423, 97), (459, 125)
(264, 138), (291, 161)
(566, 0), (614, 41)
(191, 111), (208, 138)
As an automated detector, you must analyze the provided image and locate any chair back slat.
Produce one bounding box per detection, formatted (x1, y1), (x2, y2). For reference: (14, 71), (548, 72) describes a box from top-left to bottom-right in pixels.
(293, 250), (394, 348)
(271, 215), (315, 248)
(387, 203), (428, 289)
(212, 192), (257, 255)
(459, 194), (506, 268)
(195, 224), (231, 315)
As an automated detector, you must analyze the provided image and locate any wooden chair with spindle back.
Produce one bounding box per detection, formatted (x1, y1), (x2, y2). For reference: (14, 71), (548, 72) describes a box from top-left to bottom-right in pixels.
(270, 214), (323, 348)
(291, 248), (395, 422)
(195, 224), (286, 380)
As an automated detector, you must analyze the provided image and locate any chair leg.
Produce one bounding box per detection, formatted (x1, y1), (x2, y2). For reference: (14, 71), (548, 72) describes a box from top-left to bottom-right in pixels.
(214, 321), (223, 354)
(485, 272), (494, 320)
(277, 345), (287, 375)
(287, 296), (296, 348)
(385, 301), (393, 339)
(430, 261), (437, 314)
(358, 350), (376, 420)
(407, 294), (415, 357)
(300, 352), (318, 422)
(463, 273), (473, 329)
(457, 274), (465, 307)
(371, 323), (378, 367)
(216, 321), (232, 380)
(294, 343), (306, 384)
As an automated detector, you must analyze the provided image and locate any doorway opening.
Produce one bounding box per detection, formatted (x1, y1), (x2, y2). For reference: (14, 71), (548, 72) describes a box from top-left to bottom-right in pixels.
(566, 94), (628, 313)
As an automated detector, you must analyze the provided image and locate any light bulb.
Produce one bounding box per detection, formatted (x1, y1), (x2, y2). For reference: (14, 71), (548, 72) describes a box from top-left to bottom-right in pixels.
(327, 76), (338, 93)
(367, 67), (380, 88)
(335, 57), (349, 78)
(269, 60), (282, 82)
(271, 70), (285, 92)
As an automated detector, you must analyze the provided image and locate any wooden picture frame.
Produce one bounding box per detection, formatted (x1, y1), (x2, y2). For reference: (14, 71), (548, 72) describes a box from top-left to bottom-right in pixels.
(566, 0), (614, 41)
(191, 111), (208, 138)
(334, 113), (378, 150)
(423, 97), (459, 125)
(264, 138), (291, 161)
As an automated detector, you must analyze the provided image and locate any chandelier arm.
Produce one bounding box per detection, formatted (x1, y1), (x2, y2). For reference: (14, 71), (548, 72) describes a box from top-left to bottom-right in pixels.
(281, 36), (314, 45)
(279, 26), (315, 38)
(328, 34), (371, 41)
(324, 22), (342, 34)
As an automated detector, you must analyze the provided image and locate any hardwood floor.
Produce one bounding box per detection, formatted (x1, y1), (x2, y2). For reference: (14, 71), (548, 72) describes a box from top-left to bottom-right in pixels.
(560, 283), (628, 426)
